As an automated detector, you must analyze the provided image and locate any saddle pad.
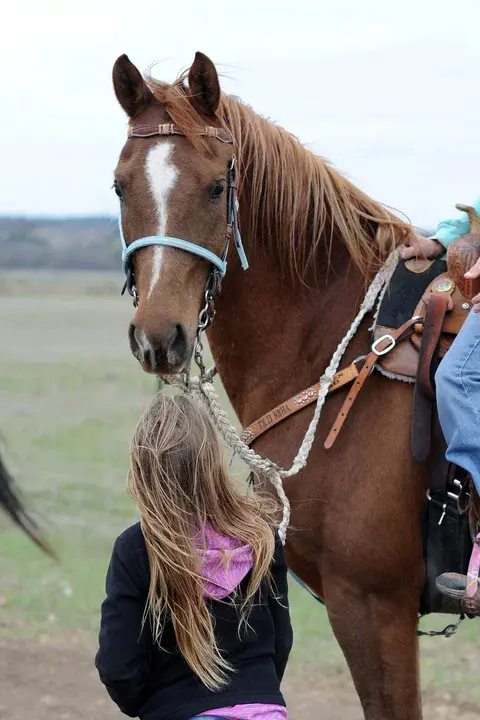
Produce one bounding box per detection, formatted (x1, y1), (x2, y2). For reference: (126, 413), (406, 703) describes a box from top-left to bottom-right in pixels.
(376, 258), (447, 330)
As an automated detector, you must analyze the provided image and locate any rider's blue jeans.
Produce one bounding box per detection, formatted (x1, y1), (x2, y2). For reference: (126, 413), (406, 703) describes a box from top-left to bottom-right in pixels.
(435, 308), (480, 493)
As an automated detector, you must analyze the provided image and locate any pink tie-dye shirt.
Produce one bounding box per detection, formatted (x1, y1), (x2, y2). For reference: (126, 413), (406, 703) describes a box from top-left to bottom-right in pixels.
(197, 704), (287, 719)
(193, 526), (288, 720)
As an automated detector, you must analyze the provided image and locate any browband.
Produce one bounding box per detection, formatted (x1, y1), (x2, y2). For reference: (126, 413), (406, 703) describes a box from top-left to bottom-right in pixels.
(129, 123), (234, 144)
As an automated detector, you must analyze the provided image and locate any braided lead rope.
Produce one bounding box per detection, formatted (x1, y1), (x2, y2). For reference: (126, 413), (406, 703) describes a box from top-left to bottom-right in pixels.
(176, 251), (398, 542)
(189, 378), (282, 476)
(369, 271), (390, 332)
(188, 379), (290, 541)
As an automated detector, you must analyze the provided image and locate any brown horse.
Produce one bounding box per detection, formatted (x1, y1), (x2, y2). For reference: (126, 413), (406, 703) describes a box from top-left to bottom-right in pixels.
(112, 51), (428, 719)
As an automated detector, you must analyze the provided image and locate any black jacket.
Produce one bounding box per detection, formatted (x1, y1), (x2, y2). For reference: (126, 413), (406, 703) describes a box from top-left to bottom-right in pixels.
(95, 523), (293, 720)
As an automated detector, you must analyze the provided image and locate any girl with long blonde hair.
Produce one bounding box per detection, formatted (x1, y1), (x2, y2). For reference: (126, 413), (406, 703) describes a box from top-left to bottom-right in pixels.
(96, 392), (292, 720)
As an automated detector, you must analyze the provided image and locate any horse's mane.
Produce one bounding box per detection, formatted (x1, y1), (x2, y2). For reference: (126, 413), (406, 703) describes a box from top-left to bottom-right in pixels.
(147, 73), (414, 281)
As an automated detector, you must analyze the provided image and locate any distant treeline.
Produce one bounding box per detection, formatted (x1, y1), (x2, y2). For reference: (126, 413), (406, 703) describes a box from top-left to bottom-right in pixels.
(0, 216), (437, 271)
(0, 216), (120, 270)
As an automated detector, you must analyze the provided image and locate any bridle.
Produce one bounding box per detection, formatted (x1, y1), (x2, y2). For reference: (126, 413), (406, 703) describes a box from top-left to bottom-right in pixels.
(119, 122), (249, 338)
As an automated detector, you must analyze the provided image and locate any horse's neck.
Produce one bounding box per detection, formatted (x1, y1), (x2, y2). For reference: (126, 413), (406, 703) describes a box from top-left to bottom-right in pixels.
(208, 120), (373, 425)
(208, 237), (367, 427)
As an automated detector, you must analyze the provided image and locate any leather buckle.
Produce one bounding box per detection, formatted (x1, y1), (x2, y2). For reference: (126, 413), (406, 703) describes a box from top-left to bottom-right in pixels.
(372, 334), (396, 356)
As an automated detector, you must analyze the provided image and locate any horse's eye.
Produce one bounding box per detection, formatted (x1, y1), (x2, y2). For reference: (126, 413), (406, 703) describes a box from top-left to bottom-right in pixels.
(113, 180), (124, 201)
(210, 181), (225, 200)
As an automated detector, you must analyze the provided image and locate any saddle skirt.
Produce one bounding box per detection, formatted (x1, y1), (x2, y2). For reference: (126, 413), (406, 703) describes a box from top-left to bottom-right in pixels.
(372, 258), (472, 382)
(374, 219), (480, 383)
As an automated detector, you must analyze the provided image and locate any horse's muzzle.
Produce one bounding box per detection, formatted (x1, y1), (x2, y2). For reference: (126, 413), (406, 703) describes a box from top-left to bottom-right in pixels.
(128, 322), (189, 374)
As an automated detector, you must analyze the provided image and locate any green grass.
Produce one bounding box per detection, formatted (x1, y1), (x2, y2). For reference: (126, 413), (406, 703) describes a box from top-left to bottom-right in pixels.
(1, 270), (479, 704)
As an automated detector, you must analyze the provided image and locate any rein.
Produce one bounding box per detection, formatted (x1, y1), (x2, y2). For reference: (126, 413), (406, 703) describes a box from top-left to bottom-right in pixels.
(119, 122), (249, 310)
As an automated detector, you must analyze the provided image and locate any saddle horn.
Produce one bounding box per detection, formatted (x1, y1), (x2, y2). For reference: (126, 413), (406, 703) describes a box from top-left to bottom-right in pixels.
(455, 204), (480, 234)
(447, 204), (480, 299)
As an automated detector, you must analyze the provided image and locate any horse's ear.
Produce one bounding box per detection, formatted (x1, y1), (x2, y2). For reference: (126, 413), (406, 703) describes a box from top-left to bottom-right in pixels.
(188, 52), (220, 117)
(112, 54), (153, 118)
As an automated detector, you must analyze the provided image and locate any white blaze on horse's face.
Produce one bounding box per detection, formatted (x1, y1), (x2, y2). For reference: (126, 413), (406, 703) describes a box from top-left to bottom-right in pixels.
(145, 141), (179, 299)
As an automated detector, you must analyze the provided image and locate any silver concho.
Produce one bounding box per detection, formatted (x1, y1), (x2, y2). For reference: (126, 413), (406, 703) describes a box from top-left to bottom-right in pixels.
(434, 278), (454, 293)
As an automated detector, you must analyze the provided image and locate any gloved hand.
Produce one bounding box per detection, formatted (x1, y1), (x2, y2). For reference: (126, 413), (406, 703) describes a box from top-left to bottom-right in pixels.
(398, 235), (444, 260)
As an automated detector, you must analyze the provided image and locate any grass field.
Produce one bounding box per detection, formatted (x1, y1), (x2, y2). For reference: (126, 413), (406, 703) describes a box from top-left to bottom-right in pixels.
(1, 270), (480, 716)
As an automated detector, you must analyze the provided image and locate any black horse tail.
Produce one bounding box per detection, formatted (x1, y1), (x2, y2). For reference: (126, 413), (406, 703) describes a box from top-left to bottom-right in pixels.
(0, 450), (56, 558)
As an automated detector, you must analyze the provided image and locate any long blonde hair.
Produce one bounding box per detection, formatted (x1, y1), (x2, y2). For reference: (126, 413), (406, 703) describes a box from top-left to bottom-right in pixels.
(128, 392), (278, 690)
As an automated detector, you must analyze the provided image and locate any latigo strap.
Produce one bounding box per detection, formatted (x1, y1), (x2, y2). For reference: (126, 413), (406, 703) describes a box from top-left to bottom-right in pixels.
(411, 293), (450, 462)
(324, 316), (420, 449)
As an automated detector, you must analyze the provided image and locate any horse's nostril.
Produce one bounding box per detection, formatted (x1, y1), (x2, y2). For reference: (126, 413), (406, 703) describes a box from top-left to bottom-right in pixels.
(165, 323), (188, 368)
(128, 324), (139, 354)
(128, 323), (149, 363)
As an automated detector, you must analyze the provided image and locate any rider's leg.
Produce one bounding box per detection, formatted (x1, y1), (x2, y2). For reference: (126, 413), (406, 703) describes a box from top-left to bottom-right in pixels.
(435, 308), (480, 601)
(436, 308), (480, 492)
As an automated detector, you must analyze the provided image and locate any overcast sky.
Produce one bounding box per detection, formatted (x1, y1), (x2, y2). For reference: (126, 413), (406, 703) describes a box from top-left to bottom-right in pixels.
(2, 0), (479, 227)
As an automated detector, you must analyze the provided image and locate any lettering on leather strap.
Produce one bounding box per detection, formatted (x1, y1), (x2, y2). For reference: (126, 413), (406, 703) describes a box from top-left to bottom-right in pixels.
(241, 363), (359, 446)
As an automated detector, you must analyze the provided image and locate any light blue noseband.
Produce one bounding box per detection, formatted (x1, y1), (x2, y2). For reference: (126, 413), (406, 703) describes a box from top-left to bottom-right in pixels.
(119, 122), (249, 302)
(120, 230), (232, 278)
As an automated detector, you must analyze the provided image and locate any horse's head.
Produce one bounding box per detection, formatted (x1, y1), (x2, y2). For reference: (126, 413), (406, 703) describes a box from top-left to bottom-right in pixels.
(112, 52), (246, 375)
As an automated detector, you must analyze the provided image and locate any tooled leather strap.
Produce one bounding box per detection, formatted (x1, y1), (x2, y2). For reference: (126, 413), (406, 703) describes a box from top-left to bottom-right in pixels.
(128, 123), (234, 144)
(324, 316), (421, 450)
(241, 363), (360, 445)
(416, 293), (450, 402)
(411, 293), (450, 462)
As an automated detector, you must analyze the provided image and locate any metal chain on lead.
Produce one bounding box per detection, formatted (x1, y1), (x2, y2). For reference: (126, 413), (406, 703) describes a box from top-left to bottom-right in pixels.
(193, 279), (217, 378)
(193, 332), (206, 377)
